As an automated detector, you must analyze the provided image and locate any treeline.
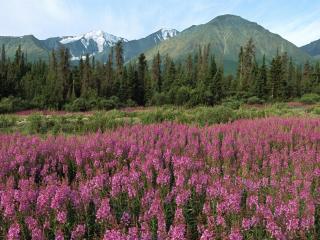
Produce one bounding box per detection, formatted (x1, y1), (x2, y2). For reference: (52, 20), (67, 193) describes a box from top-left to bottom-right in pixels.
(0, 39), (320, 112)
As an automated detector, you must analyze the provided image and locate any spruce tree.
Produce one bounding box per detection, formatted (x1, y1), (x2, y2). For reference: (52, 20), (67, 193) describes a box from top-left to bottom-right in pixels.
(136, 54), (147, 105)
(152, 52), (162, 93)
(255, 55), (268, 99)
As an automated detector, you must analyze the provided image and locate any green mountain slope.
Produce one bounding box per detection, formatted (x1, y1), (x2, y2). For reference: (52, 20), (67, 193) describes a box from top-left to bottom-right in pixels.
(0, 35), (49, 61)
(301, 39), (320, 59)
(144, 15), (311, 74)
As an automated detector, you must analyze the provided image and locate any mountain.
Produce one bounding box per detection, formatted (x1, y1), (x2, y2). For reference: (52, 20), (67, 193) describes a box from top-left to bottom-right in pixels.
(56, 30), (127, 60)
(94, 28), (179, 62)
(0, 28), (178, 63)
(0, 35), (50, 61)
(301, 39), (320, 59)
(0, 15), (312, 73)
(144, 14), (311, 74)
(123, 28), (179, 61)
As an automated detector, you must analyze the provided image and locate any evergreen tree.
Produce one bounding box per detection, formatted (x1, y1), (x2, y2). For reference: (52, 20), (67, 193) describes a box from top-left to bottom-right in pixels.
(0, 44), (6, 98)
(46, 50), (58, 107)
(255, 55), (268, 99)
(152, 52), (162, 92)
(135, 54), (147, 105)
(212, 67), (224, 103)
(81, 54), (93, 97)
(57, 47), (71, 103)
(238, 39), (256, 93)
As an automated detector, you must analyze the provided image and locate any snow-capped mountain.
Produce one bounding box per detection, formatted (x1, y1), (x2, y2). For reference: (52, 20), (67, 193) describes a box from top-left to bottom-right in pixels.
(0, 28), (179, 62)
(118, 28), (179, 62)
(60, 30), (127, 53)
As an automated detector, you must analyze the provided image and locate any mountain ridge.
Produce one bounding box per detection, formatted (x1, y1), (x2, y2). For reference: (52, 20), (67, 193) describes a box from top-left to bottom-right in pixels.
(301, 39), (320, 59)
(0, 14), (315, 73)
(144, 14), (311, 73)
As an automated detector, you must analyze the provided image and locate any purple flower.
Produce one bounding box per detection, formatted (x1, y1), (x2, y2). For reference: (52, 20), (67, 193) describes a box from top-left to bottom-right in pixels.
(71, 224), (86, 240)
(57, 211), (67, 224)
(7, 223), (20, 240)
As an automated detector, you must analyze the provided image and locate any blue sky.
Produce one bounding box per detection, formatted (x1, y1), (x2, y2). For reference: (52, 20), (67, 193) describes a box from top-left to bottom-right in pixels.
(1, 0), (320, 46)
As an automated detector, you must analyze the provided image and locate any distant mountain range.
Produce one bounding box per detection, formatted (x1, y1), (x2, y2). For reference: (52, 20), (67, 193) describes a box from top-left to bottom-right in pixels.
(0, 28), (179, 63)
(0, 14), (318, 73)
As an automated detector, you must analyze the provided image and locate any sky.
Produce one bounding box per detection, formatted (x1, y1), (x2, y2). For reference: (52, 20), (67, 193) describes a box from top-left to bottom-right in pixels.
(0, 0), (320, 46)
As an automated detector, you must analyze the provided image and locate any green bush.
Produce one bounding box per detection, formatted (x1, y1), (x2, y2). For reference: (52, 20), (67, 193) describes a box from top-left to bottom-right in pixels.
(300, 93), (320, 104)
(247, 96), (265, 105)
(222, 97), (243, 110)
(0, 97), (31, 113)
(27, 114), (54, 134)
(69, 98), (88, 112)
(0, 97), (14, 113)
(175, 87), (191, 106)
(312, 107), (320, 115)
(151, 92), (169, 106)
(0, 115), (17, 128)
(193, 106), (235, 125)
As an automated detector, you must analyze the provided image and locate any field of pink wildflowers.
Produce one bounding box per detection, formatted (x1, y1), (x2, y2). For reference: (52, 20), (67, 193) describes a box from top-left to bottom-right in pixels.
(0, 117), (319, 239)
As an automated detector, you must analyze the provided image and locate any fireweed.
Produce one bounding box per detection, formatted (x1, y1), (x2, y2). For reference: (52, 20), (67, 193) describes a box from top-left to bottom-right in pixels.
(0, 117), (319, 239)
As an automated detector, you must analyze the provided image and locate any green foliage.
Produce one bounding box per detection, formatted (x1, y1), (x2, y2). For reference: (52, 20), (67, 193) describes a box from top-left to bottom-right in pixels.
(0, 103), (318, 135)
(222, 97), (243, 110)
(175, 86), (191, 105)
(0, 97), (31, 113)
(247, 96), (265, 105)
(192, 106), (235, 125)
(300, 93), (320, 104)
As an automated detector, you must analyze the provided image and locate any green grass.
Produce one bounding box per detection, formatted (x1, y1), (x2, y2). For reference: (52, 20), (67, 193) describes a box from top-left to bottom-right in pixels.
(0, 103), (319, 135)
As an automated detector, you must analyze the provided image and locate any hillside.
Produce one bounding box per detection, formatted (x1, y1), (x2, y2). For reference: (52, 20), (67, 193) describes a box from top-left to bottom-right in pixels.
(144, 14), (311, 73)
(301, 39), (320, 59)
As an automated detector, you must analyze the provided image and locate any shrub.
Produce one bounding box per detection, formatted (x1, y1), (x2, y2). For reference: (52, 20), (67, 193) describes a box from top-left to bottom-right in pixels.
(194, 106), (235, 125)
(68, 98), (88, 112)
(300, 93), (320, 104)
(151, 92), (169, 106)
(222, 97), (243, 110)
(0, 97), (14, 113)
(246, 96), (265, 105)
(0, 97), (31, 113)
(175, 87), (191, 106)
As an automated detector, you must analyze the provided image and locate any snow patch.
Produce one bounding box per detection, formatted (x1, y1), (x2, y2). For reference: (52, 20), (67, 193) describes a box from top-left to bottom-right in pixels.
(160, 28), (178, 40)
(60, 30), (127, 52)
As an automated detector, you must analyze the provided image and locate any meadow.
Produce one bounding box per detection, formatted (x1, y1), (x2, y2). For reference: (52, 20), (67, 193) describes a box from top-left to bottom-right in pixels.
(0, 104), (320, 239)
(1, 103), (320, 135)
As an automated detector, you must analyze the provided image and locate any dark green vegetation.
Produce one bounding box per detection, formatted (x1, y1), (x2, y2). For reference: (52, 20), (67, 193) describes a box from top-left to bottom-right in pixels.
(1, 104), (320, 135)
(1, 14), (320, 112)
(1, 36), (320, 113)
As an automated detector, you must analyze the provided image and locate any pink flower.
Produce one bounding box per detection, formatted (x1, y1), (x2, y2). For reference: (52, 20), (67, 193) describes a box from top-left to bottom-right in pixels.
(71, 224), (86, 240)
(7, 223), (20, 240)
(229, 228), (243, 240)
(96, 198), (111, 221)
(55, 229), (64, 240)
(57, 211), (67, 224)
(200, 229), (215, 240)
(103, 229), (126, 240)
(168, 224), (186, 240)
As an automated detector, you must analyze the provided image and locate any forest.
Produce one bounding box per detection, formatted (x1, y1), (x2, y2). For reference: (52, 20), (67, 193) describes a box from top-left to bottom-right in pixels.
(0, 39), (320, 113)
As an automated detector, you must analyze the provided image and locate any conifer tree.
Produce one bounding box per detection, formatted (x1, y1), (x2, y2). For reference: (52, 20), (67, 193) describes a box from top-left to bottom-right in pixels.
(255, 55), (268, 99)
(152, 52), (162, 92)
(136, 53), (147, 105)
